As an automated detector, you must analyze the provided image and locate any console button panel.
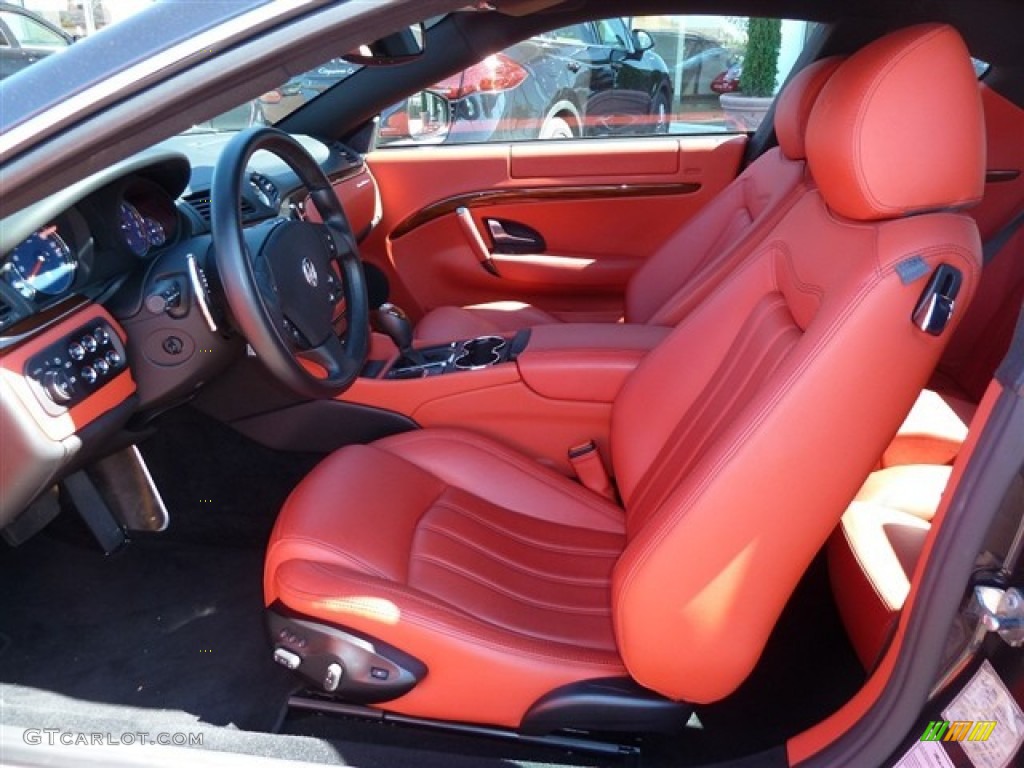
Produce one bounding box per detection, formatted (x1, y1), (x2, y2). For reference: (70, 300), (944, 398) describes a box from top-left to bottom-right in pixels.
(24, 320), (129, 413)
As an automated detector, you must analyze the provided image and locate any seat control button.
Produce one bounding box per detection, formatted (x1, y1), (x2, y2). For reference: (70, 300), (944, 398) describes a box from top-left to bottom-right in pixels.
(273, 648), (301, 670)
(323, 662), (343, 692)
(68, 342), (85, 361)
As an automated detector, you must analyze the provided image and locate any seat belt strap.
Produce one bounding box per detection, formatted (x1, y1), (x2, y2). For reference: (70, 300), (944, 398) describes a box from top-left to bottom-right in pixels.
(984, 208), (1024, 266)
(568, 441), (617, 502)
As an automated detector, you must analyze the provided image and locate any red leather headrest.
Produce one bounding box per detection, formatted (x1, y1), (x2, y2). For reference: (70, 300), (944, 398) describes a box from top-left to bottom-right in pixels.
(775, 57), (844, 161)
(807, 24), (984, 221)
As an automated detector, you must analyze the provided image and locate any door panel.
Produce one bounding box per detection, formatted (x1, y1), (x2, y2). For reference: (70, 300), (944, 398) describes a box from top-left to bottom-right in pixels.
(362, 135), (746, 321)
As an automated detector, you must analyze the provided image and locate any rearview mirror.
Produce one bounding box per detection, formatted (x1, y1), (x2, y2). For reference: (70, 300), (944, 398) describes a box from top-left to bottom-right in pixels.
(344, 24), (425, 66)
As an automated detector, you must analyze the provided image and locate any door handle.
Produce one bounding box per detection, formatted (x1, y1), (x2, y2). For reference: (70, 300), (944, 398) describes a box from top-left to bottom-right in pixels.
(484, 219), (547, 254)
(486, 219), (544, 250)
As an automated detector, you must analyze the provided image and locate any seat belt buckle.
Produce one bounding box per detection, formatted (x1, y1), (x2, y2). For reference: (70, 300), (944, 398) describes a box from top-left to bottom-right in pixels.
(568, 441), (617, 503)
(912, 264), (963, 337)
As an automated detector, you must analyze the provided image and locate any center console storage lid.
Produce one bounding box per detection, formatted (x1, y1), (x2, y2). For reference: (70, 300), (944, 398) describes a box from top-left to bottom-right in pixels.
(518, 323), (670, 403)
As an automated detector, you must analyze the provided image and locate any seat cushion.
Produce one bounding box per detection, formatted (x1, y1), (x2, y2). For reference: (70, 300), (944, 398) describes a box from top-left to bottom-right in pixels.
(414, 302), (559, 345)
(828, 464), (953, 669)
(881, 387), (975, 467)
(265, 427), (627, 727)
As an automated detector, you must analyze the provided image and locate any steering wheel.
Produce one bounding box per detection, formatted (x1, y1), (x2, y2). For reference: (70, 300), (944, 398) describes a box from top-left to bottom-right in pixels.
(211, 127), (369, 399)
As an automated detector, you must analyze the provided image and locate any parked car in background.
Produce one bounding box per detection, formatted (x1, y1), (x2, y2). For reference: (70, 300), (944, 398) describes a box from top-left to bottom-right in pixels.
(258, 18), (672, 145)
(382, 18), (673, 144)
(677, 33), (736, 96)
(0, 2), (72, 81)
(711, 61), (743, 93)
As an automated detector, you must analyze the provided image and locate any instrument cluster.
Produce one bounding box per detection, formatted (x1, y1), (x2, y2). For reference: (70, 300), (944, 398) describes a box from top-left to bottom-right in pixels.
(1, 173), (182, 319)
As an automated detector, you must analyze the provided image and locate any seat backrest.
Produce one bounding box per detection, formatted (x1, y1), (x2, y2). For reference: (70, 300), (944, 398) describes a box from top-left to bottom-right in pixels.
(608, 24), (984, 704)
(624, 57), (843, 327)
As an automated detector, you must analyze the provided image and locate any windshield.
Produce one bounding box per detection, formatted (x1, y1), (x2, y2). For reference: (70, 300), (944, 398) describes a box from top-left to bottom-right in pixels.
(184, 58), (363, 134)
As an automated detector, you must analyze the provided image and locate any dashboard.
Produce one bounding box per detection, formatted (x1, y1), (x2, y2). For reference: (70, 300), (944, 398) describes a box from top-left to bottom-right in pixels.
(0, 159), (190, 335)
(0, 134), (378, 529)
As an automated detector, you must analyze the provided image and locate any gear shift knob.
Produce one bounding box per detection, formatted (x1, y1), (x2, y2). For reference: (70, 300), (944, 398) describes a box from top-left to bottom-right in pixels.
(374, 302), (417, 360)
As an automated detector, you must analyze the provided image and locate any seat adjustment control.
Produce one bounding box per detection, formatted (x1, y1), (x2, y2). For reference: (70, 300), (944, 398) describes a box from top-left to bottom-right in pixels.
(324, 662), (343, 692)
(273, 648), (301, 670)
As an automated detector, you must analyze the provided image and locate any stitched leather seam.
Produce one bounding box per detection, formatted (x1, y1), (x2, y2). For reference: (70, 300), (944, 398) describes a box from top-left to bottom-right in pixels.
(417, 522), (613, 586)
(269, 535), (392, 580)
(283, 563), (622, 664)
(410, 553), (611, 616)
(381, 432), (625, 526)
(432, 498), (623, 556)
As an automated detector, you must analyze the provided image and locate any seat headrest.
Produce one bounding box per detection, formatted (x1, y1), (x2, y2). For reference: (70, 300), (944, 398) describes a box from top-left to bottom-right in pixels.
(775, 56), (844, 161)
(806, 24), (984, 221)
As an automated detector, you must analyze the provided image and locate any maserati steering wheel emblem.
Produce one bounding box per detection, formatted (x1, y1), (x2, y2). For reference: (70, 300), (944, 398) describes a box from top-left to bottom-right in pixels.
(301, 258), (319, 288)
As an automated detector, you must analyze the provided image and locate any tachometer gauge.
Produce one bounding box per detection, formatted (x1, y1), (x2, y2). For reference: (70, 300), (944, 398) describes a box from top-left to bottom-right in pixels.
(119, 201), (150, 256)
(145, 217), (167, 248)
(7, 225), (77, 298)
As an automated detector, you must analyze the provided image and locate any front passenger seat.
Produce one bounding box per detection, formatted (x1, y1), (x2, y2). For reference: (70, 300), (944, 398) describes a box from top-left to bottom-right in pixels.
(265, 24), (983, 731)
(413, 55), (844, 344)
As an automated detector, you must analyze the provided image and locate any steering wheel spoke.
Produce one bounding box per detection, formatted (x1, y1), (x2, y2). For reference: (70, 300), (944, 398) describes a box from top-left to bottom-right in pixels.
(211, 127), (369, 397)
(302, 332), (360, 382)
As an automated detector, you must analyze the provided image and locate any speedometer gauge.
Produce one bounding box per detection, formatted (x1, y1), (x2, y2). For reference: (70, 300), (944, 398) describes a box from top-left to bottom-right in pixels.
(119, 201), (150, 256)
(7, 226), (77, 298)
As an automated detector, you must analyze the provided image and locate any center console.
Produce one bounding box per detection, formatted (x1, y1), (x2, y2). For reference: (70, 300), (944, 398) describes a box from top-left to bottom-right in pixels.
(385, 331), (531, 380)
(344, 322), (670, 474)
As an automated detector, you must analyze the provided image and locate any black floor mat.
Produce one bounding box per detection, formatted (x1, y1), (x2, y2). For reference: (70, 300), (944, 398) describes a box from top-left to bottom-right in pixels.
(0, 406), (320, 733)
(137, 405), (322, 547)
(0, 524), (297, 732)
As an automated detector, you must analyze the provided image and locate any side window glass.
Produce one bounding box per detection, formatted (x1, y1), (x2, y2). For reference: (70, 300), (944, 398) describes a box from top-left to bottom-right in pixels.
(594, 18), (630, 49)
(539, 24), (594, 45)
(375, 15), (814, 147)
(0, 12), (67, 49)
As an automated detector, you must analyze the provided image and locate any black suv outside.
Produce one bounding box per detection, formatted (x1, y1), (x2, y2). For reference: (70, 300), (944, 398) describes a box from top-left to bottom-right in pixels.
(0, 2), (72, 81)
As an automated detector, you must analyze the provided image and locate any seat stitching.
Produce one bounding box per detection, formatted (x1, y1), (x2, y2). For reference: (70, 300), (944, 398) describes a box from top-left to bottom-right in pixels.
(270, 535), (392, 579)
(417, 522), (613, 586)
(432, 498), (622, 556)
(410, 552), (611, 616)
(284, 563), (623, 664)
(380, 432), (626, 527)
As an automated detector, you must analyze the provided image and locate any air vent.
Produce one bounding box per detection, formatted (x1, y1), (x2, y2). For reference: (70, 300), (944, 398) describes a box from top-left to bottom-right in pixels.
(183, 191), (257, 223)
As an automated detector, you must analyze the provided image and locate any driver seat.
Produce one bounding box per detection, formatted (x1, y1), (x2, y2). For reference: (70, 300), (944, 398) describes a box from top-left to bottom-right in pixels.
(265, 24), (984, 731)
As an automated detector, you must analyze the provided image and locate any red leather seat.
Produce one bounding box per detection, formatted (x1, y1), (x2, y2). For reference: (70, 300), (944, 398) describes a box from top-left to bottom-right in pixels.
(413, 57), (843, 345)
(266, 24), (984, 729)
(828, 465), (953, 669)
